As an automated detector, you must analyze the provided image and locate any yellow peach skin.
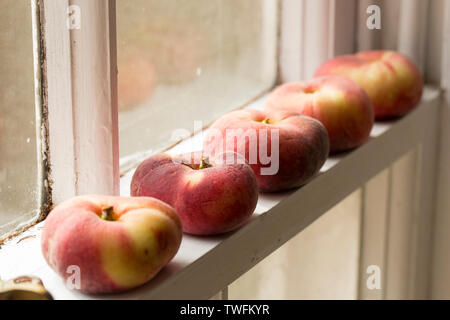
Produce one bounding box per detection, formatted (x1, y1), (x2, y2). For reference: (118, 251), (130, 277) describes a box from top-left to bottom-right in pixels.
(41, 195), (182, 294)
(314, 50), (423, 120)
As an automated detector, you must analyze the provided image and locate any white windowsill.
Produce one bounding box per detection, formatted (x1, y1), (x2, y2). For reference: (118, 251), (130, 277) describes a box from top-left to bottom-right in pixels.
(0, 86), (441, 299)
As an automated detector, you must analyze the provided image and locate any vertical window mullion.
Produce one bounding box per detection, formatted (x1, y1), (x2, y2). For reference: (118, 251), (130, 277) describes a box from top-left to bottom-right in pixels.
(279, 0), (304, 83)
(279, 0), (356, 83)
(397, 0), (429, 73)
(42, 0), (119, 207)
(40, 0), (75, 208)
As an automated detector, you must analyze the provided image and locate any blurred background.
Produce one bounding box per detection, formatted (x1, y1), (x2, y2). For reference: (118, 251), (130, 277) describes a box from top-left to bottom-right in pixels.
(0, 0), (39, 236)
(116, 0), (277, 158)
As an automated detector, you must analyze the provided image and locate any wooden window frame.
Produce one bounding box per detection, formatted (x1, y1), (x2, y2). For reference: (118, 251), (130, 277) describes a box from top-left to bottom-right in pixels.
(0, 0), (448, 300)
(41, 0), (119, 208)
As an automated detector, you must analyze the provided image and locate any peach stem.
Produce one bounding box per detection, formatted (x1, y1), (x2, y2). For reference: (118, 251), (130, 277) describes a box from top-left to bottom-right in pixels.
(262, 118), (270, 124)
(101, 206), (114, 221)
(198, 157), (212, 169)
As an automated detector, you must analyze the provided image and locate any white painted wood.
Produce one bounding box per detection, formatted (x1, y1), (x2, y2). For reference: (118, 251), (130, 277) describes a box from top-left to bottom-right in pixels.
(302, 0), (332, 80)
(279, 0), (356, 83)
(359, 106), (440, 300)
(425, 0), (446, 85)
(430, 0), (450, 299)
(353, 0), (447, 299)
(281, 3), (433, 87)
(384, 150), (418, 299)
(230, 189), (362, 300)
(431, 97), (450, 299)
(358, 169), (390, 300)
(261, 0), (278, 84)
(398, 0), (429, 72)
(42, 0), (119, 204)
(41, 0), (76, 205)
(279, 0), (304, 82)
(442, 0), (450, 91)
(408, 133), (439, 299)
(331, 0), (357, 56)
(379, 0), (402, 50)
(68, 0), (119, 197)
(356, 0), (383, 51)
(0, 87), (440, 300)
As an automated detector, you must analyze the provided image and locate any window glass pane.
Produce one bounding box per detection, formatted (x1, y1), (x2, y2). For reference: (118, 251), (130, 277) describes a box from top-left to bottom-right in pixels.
(117, 0), (278, 160)
(0, 1), (38, 237)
